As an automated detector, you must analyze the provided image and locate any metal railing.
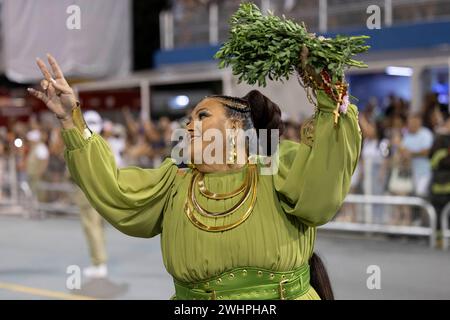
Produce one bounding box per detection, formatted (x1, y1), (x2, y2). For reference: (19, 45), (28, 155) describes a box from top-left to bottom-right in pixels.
(24, 185), (450, 251)
(320, 194), (438, 248)
(29, 181), (80, 216)
(0, 155), (22, 215)
(160, 0), (450, 50)
(441, 202), (450, 250)
(0, 154), (441, 249)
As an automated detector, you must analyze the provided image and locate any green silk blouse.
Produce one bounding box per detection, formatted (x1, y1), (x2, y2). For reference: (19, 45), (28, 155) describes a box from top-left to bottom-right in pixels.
(61, 89), (361, 299)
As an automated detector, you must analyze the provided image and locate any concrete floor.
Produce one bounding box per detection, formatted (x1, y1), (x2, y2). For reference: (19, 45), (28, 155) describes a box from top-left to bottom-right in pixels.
(0, 215), (449, 300)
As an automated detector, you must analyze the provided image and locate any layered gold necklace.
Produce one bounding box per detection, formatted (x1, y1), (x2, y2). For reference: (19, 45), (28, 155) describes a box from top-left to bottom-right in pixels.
(184, 164), (258, 232)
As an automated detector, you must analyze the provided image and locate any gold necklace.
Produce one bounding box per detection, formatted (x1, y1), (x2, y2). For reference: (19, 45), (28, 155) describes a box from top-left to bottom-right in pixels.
(197, 170), (247, 200)
(189, 167), (252, 217)
(184, 164), (258, 232)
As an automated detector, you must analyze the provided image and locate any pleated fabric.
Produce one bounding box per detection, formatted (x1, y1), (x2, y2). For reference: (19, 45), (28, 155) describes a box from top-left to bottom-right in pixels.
(62, 90), (362, 300)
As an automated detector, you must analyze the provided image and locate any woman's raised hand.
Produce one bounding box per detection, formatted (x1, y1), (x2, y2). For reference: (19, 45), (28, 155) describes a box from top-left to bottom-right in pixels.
(28, 54), (77, 126)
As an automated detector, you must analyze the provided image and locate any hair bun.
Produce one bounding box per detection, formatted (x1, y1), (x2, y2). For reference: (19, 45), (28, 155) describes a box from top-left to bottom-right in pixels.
(243, 90), (284, 134)
(243, 90), (284, 155)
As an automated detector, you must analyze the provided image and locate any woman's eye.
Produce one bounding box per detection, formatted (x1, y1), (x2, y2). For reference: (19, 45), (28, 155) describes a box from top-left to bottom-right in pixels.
(183, 118), (191, 128)
(198, 112), (209, 120)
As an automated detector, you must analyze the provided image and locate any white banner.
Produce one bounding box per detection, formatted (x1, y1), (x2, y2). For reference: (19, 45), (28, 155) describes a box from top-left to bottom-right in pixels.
(2, 0), (131, 83)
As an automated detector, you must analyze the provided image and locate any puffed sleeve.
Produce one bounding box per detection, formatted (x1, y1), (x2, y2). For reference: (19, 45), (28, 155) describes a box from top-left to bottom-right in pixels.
(273, 89), (362, 226)
(61, 127), (178, 238)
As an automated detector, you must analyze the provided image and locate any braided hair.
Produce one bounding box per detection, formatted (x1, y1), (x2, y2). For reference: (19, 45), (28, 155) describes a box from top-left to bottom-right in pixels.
(209, 90), (284, 156)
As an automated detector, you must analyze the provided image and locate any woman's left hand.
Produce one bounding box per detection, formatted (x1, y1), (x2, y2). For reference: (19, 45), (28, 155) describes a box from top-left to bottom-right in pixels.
(28, 54), (77, 120)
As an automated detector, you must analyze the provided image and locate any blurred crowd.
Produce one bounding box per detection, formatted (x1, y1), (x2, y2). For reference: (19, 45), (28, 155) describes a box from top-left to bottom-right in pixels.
(282, 91), (450, 229)
(0, 91), (449, 230)
(348, 92), (449, 228)
(0, 108), (178, 207)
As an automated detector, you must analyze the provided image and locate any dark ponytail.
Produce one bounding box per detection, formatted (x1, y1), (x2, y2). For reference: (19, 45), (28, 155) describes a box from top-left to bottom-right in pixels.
(242, 90), (284, 156)
(213, 92), (333, 299)
(244, 91), (334, 299)
(309, 252), (334, 300)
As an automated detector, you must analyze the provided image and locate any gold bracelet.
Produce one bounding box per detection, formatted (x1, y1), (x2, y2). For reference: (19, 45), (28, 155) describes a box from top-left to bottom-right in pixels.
(55, 101), (80, 121)
(71, 101), (92, 139)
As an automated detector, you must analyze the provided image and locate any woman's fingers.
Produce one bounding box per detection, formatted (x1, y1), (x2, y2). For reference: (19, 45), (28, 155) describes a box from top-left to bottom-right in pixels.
(27, 88), (49, 104)
(40, 79), (49, 91)
(36, 58), (53, 81)
(33, 55), (75, 114)
(50, 78), (70, 93)
(47, 54), (65, 80)
(46, 81), (58, 97)
(39, 79), (59, 99)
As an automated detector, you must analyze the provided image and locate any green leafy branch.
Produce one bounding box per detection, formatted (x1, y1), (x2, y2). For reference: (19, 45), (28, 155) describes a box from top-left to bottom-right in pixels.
(215, 3), (370, 87)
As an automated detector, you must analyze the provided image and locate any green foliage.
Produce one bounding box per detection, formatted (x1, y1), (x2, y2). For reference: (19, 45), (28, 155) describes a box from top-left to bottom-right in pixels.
(215, 3), (370, 87)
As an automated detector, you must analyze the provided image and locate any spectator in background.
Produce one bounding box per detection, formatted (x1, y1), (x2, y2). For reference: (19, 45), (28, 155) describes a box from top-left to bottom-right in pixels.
(359, 108), (388, 224)
(387, 129), (414, 225)
(384, 115), (406, 141)
(429, 115), (450, 235)
(122, 106), (140, 146)
(384, 94), (408, 126)
(102, 120), (126, 168)
(45, 127), (67, 202)
(25, 129), (49, 203)
(152, 116), (174, 163)
(113, 123), (127, 165)
(282, 120), (300, 142)
(142, 115), (174, 167)
(75, 111), (109, 279)
(13, 122), (30, 184)
(365, 97), (382, 122)
(124, 133), (154, 168)
(122, 107), (158, 168)
(421, 92), (444, 132)
(401, 114), (434, 197)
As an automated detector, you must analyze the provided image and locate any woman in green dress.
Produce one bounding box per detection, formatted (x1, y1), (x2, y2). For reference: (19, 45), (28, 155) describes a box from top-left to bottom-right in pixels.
(29, 54), (361, 300)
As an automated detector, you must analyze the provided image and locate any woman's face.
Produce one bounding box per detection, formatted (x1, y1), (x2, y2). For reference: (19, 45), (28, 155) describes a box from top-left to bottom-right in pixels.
(186, 98), (236, 167)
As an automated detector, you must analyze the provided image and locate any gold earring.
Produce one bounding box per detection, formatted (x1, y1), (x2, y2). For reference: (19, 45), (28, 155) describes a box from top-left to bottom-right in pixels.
(227, 134), (237, 164)
(188, 163), (196, 170)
